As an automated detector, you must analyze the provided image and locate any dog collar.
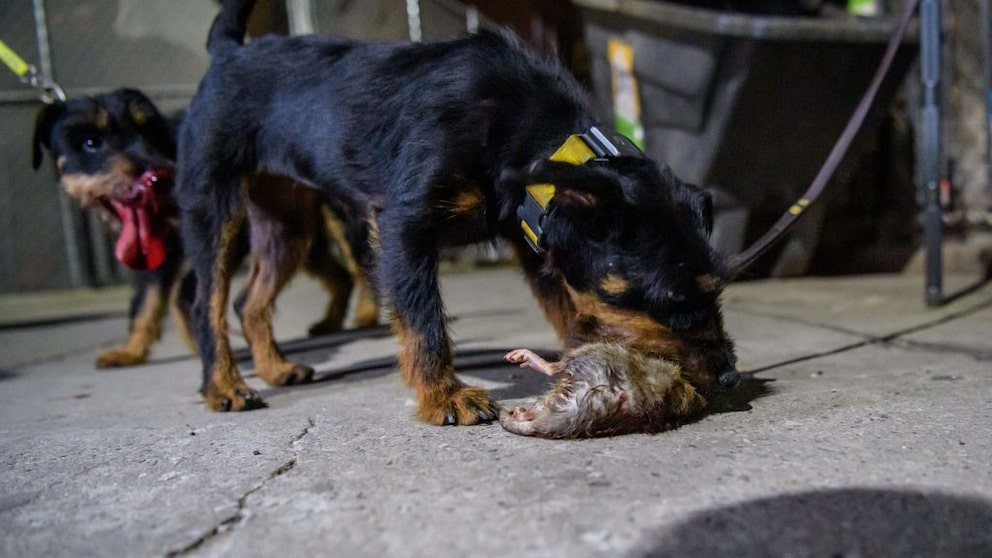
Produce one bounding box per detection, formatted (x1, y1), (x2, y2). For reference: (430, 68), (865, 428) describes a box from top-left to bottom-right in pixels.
(518, 126), (645, 252)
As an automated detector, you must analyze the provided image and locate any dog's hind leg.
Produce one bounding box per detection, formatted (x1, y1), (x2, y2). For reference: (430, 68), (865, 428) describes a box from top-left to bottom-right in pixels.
(338, 207), (380, 329)
(309, 205), (379, 332)
(304, 207), (357, 336)
(184, 186), (263, 412)
(169, 269), (200, 356)
(350, 276), (380, 329)
(96, 251), (183, 368)
(378, 208), (499, 426)
(239, 192), (315, 387)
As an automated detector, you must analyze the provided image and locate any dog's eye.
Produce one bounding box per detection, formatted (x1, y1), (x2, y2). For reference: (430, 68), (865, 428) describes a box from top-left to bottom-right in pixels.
(81, 134), (103, 153)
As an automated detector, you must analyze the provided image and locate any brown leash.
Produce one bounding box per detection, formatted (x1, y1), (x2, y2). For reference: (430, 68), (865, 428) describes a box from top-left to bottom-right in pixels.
(726, 0), (921, 279)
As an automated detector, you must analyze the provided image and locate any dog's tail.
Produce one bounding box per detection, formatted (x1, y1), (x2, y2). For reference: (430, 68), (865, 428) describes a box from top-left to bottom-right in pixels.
(207, 0), (255, 58)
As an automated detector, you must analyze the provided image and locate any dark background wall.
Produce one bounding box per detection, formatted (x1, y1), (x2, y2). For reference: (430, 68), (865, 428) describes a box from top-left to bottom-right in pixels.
(2, 0), (987, 293)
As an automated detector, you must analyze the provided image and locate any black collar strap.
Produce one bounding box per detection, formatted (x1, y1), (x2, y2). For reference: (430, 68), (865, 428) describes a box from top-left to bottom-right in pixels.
(518, 126), (645, 252)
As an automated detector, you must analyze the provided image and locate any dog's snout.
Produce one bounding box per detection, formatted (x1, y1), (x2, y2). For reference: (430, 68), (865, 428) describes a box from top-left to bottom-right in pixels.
(717, 366), (741, 389)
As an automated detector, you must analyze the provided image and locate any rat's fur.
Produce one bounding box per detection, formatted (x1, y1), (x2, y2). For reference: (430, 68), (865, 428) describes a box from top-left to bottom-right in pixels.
(501, 345), (707, 438)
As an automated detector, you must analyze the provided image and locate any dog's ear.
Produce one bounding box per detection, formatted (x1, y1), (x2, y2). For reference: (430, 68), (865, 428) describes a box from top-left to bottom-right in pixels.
(118, 88), (159, 126)
(496, 161), (622, 224)
(522, 161), (631, 251)
(526, 160), (623, 209)
(668, 177), (714, 238)
(32, 102), (64, 170)
(688, 187), (714, 237)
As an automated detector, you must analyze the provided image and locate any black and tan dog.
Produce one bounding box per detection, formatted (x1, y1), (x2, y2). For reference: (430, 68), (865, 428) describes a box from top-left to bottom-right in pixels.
(32, 88), (378, 375)
(177, 0), (739, 423)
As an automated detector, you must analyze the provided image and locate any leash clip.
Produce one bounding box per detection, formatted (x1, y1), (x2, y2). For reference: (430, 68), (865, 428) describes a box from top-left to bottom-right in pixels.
(24, 65), (66, 104)
(0, 38), (66, 104)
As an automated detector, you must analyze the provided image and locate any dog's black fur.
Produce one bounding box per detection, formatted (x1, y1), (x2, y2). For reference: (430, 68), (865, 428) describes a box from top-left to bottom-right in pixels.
(178, 0), (737, 421)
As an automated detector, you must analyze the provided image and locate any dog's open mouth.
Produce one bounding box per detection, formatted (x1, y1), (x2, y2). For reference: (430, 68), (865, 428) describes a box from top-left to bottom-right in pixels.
(101, 169), (172, 271)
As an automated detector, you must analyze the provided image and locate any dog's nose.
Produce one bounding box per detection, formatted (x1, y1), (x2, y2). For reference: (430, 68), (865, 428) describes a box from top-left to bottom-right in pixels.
(717, 367), (742, 389)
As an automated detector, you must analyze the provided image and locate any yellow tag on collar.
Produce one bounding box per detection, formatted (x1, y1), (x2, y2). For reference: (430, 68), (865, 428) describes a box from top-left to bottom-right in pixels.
(522, 134), (597, 207)
(521, 219), (540, 247)
(550, 134), (597, 165)
(525, 183), (556, 210)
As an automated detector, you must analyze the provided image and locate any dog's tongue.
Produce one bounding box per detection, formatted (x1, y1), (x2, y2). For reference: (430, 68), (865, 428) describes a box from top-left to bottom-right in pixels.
(108, 170), (170, 270)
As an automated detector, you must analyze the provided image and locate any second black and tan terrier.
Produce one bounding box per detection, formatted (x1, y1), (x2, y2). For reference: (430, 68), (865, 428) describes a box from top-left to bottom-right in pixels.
(32, 87), (378, 381)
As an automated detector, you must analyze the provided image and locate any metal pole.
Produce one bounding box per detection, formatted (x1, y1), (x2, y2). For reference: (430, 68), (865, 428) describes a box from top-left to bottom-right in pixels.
(32, 0), (87, 288)
(407, 0), (422, 43)
(286, 0), (317, 36)
(466, 6), (480, 34)
(921, 0), (943, 306)
(982, 0), (992, 204)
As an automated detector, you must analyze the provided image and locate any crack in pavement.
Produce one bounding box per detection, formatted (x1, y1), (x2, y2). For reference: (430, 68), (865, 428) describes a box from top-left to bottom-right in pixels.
(166, 417), (315, 557)
(738, 296), (992, 375)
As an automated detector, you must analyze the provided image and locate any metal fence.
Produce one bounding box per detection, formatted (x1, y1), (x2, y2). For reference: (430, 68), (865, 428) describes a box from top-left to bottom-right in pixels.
(0, 0), (476, 294)
(0, 0), (217, 293)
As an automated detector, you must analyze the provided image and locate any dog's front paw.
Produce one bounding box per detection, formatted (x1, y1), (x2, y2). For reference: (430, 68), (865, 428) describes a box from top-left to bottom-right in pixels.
(96, 348), (147, 368)
(417, 383), (500, 426)
(204, 380), (266, 412)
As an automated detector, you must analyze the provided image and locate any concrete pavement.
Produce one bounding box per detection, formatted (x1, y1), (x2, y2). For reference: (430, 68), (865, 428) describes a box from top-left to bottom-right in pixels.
(1, 268), (991, 557)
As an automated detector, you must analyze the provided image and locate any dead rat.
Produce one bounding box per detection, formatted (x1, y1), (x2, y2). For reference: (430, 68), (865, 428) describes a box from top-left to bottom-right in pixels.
(500, 343), (708, 438)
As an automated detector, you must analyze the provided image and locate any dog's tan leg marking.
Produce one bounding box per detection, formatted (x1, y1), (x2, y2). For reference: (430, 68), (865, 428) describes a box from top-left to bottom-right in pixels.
(305, 207), (355, 335)
(352, 210), (383, 328)
(203, 211), (264, 411)
(392, 318), (498, 425)
(241, 241), (314, 387)
(350, 276), (380, 328)
(169, 293), (199, 356)
(96, 285), (166, 368)
(236, 179), (317, 386)
(316, 207), (379, 329)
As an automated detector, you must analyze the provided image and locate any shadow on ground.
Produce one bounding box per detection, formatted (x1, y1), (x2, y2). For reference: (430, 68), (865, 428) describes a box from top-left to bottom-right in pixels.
(632, 488), (992, 558)
(708, 374), (776, 414)
(256, 346), (560, 401)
